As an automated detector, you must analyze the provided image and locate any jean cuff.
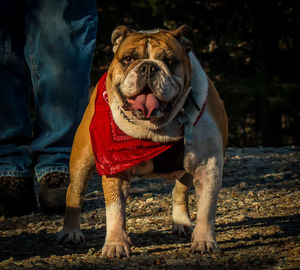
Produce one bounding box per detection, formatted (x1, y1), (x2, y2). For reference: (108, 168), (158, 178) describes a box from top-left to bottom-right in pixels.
(35, 167), (69, 182)
(0, 170), (32, 178)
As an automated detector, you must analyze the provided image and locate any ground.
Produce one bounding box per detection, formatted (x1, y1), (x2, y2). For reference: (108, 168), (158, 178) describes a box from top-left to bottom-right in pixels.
(0, 146), (299, 270)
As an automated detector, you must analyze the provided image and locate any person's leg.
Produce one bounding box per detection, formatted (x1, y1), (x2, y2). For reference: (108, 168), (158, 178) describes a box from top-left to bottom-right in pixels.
(0, 2), (37, 216)
(24, 0), (98, 212)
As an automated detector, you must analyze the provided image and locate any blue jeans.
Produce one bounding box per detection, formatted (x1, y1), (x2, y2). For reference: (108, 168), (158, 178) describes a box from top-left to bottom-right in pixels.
(0, 0), (98, 181)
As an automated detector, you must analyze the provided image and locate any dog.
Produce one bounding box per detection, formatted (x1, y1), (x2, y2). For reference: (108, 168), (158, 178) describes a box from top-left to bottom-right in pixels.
(57, 25), (228, 258)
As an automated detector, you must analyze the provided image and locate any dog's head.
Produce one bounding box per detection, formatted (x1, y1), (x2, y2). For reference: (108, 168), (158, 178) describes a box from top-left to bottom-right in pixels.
(106, 25), (194, 129)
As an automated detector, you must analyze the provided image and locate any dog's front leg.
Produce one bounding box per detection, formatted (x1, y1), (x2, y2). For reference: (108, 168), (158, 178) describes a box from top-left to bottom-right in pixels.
(101, 174), (131, 258)
(191, 155), (223, 253)
(56, 99), (96, 244)
(56, 142), (95, 244)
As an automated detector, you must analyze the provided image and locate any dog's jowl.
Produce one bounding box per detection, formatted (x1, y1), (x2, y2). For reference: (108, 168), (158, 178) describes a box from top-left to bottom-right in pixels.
(57, 25), (228, 258)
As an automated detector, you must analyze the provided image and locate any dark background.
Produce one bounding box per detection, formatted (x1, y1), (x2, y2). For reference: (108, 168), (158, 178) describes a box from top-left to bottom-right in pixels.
(92, 0), (299, 147)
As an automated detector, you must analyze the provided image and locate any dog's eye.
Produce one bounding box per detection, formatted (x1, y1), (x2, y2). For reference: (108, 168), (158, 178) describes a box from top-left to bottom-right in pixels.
(164, 56), (177, 67)
(121, 56), (135, 66)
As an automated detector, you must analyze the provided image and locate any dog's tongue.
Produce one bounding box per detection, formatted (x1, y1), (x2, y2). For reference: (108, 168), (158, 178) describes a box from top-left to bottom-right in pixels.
(131, 93), (159, 118)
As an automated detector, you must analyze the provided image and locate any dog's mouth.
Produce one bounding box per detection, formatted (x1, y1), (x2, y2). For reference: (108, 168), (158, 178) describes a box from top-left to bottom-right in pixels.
(121, 85), (172, 119)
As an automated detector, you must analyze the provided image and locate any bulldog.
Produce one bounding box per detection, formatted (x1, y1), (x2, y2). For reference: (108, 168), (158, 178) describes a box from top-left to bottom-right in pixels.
(57, 25), (228, 258)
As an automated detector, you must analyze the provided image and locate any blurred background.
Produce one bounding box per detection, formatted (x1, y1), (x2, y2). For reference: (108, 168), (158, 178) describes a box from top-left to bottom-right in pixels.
(92, 0), (299, 147)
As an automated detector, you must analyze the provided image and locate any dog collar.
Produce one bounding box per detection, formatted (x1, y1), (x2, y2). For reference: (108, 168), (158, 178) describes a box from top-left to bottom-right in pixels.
(179, 91), (207, 126)
(178, 51), (208, 145)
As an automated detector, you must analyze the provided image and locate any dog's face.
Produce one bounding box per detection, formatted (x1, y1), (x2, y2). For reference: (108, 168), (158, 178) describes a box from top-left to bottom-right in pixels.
(106, 25), (194, 128)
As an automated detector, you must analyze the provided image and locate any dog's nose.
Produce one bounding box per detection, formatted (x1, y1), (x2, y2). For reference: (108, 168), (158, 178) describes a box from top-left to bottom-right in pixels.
(140, 62), (160, 75)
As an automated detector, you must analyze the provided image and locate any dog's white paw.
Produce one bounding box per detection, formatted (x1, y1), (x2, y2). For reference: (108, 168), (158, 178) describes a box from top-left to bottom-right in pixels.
(191, 239), (221, 254)
(172, 202), (194, 238)
(191, 230), (221, 254)
(172, 222), (194, 238)
(56, 227), (85, 244)
(101, 231), (132, 258)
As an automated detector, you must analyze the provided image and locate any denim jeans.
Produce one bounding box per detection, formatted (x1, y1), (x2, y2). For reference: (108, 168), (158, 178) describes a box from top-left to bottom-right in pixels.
(0, 0), (98, 181)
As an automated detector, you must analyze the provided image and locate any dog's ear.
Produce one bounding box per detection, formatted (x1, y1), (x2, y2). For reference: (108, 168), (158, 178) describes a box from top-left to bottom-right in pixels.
(170, 24), (195, 52)
(111, 25), (130, 53)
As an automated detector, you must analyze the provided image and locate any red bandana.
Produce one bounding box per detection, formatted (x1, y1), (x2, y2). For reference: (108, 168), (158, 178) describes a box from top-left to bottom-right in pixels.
(90, 72), (174, 176)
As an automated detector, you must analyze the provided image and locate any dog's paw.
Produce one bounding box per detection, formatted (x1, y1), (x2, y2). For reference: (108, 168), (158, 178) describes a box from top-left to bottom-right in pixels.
(191, 239), (221, 254)
(191, 224), (221, 254)
(191, 233), (221, 254)
(56, 227), (85, 244)
(101, 231), (132, 258)
(172, 222), (194, 238)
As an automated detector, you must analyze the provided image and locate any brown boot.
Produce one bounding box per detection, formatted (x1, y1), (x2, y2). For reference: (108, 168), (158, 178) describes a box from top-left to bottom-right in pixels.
(38, 172), (69, 214)
(0, 176), (37, 216)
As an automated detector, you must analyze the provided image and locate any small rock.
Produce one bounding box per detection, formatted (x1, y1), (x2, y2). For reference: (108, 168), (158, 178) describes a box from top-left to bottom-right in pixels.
(87, 248), (96, 255)
(146, 197), (153, 203)
(236, 214), (246, 221)
(248, 190), (255, 196)
(252, 202), (260, 207)
(294, 246), (300, 255)
(239, 181), (249, 190)
(165, 259), (181, 266)
(161, 202), (169, 208)
(143, 193), (153, 198)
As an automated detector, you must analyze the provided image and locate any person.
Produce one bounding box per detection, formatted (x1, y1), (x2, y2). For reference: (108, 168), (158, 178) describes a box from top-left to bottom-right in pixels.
(0, 0), (98, 216)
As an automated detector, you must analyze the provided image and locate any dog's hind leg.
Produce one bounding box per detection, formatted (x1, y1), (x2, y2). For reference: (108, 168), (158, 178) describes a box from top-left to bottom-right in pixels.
(172, 173), (194, 237)
(101, 173), (132, 258)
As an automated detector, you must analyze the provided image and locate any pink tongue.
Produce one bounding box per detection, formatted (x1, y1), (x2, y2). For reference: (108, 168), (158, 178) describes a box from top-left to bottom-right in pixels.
(132, 93), (159, 118)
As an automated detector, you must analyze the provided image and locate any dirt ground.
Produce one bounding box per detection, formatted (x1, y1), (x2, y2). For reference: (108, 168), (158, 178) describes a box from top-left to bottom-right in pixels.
(0, 146), (299, 270)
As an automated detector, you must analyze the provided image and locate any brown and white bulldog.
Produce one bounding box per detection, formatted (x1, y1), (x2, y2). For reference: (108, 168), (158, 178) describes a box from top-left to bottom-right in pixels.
(57, 25), (228, 258)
